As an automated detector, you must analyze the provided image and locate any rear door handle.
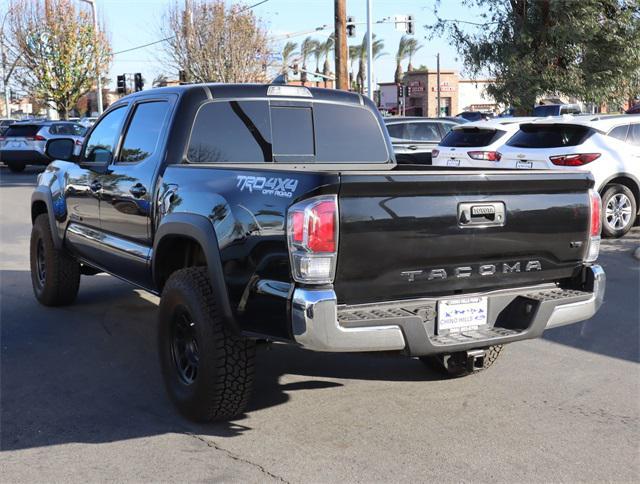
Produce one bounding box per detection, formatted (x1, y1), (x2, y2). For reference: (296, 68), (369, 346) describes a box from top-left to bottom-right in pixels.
(90, 180), (102, 192)
(129, 183), (147, 198)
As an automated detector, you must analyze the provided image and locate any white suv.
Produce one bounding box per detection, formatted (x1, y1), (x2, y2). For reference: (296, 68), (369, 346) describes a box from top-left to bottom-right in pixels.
(498, 115), (640, 237)
(432, 118), (536, 168)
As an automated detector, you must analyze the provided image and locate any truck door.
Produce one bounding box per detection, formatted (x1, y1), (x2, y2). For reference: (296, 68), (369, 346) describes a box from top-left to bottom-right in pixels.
(96, 98), (174, 286)
(64, 105), (128, 261)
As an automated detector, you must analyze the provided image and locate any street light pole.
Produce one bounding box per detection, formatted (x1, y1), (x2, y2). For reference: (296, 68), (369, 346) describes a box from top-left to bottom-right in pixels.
(80, 0), (103, 115)
(365, 0), (373, 99)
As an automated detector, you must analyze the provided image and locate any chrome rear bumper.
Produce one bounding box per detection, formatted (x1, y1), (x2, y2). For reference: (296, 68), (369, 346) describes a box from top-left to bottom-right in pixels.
(291, 265), (605, 354)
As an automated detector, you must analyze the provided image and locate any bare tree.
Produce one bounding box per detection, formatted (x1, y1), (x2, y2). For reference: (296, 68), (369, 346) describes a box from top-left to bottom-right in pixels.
(162, 0), (272, 83)
(9, 0), (111, 119)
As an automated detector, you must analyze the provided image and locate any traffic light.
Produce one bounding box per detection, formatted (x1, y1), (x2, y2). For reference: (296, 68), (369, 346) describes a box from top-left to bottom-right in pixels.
(406, 15), (414, 35)
(116, 74), (126, 94)
(293, 63), (299, 75)
(397, 83), (404, 98)
(134, 73), (144, 92)
(179, 70), (187, 83)
(346, 16), (356, 38)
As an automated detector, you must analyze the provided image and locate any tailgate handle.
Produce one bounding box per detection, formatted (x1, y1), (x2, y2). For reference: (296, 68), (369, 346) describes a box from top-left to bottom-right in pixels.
(458, 202), (506, 227)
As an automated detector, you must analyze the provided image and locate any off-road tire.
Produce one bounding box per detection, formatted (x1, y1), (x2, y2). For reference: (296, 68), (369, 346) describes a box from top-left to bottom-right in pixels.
(420, 345), (503, 378)
(601, 184), (637, 238)
(7, 162), (26, 173)
(158, 267), (256, 422)
(30, 213), (80, 306)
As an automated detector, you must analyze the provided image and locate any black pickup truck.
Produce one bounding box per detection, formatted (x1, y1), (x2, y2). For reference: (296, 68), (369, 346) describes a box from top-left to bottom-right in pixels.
(30, 84), (605, 421)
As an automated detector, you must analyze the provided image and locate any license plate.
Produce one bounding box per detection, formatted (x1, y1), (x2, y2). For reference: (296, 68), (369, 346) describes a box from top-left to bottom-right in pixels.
(516, 160), (532, 169)
(447, 159), (461, 167)
(9, 141), (23, 148)
(437, 297), (488, 334)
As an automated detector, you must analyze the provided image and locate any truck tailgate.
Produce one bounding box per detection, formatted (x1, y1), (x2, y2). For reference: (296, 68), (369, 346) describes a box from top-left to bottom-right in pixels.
(334, 170), (594, 304)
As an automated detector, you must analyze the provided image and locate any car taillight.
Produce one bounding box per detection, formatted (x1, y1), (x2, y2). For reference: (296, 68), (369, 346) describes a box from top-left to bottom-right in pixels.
(432, 149), (440, 158)
(549, 153), (601, 166)
(467, 151), (501, 161)
(34, 134), (46, 141)
(75, 139), (83, 145)
(585, 189), (601, 262)
(287, 195), (338, 284)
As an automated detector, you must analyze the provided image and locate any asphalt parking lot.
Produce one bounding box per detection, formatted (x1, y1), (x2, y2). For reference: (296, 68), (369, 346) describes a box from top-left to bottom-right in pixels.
(1, 166), (639, 482)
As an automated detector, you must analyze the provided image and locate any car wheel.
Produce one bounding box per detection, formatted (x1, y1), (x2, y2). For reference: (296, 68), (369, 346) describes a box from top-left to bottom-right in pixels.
(30, 214), (81, 306)
(7, 162), (26, 173)
(601, 184), (637, 238)
(419, 345), (503, 378)
(158, 267), (256, 422)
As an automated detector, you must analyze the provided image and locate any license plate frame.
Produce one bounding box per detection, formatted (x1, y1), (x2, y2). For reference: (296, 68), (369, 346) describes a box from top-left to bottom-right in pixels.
(516, 160), (533, 169)
(447, 159), (461, 167)
(437, 296), (488, 334)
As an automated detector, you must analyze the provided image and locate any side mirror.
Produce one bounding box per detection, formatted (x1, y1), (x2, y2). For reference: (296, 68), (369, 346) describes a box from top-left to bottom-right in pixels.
(46, 138), (76, 161)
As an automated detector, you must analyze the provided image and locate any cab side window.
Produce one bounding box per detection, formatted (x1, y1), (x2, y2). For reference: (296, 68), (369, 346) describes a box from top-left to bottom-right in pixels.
(83, 106), (127, 163)
(118, 101), (170, 163)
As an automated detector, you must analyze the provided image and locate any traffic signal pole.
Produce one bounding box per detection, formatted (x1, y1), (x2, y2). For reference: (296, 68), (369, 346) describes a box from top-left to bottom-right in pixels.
(366, 0), (373, 99)
(334, 0), (348, 90)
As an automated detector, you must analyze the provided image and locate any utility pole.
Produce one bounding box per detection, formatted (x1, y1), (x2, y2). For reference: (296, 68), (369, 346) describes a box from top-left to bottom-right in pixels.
(436, 52), (441, 118)
(80, 0), (103, 115)
(334, 0), (348, 90)
(0, 13), (10, 118)
(365, 0), (373, 99)
(183, 0), (192, 82)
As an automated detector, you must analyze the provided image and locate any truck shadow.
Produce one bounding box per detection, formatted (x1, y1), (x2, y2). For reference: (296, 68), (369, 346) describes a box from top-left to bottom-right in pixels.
(1, 270), (441, 452)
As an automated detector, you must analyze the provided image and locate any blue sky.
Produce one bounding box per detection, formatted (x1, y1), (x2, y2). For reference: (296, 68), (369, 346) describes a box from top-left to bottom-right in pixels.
(3, 0), (486, 90)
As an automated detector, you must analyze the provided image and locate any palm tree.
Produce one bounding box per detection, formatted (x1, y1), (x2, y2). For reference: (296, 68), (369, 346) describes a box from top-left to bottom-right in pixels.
(348, 45), (361, 90)
(321, 33), (335, 82)
(406, 38), (423, 72)
(356, 34), (386, 94)
(395, 35), (411, 84)
(280, 41), (298, 75)
(300, 37), (318, 85)
(313, 41), (323, 76)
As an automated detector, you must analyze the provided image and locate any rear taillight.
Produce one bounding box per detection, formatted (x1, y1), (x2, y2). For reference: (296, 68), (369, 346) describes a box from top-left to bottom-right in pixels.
(467, 151), (501, 161)
(75, 139), (83, 145)
(34, 134), (46, 141)
(287, 195), (338, 284)
(431, 149), (440, 158)
(549, 153), (600, 166)
(585, 189), (601, 262)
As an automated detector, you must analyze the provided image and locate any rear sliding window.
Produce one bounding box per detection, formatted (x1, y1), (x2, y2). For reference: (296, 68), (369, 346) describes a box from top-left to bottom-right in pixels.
(4, 125), (40, 137)
(507, 124), (593, 148)
(187, 100), (388, 163)
(439, 128), (505, 147)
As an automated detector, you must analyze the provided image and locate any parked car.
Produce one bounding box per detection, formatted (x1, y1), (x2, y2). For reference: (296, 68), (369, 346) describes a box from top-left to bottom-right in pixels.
(532, 103), (581, 117)
(432, 118), (537, 168)
(0, 121), (87, 172)
(498, 114), (640, 237)
(79, 116), (98, 127)
(384, 117), (460, 164)
(626, 103), (640, 115)
(456, 111), (494, 122)
(0, 118), (16, 135)
(31, 83), (604, 421)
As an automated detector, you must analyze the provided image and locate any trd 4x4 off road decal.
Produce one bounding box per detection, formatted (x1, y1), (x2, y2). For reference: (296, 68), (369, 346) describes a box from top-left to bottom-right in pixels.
(236, 175), (299, 198)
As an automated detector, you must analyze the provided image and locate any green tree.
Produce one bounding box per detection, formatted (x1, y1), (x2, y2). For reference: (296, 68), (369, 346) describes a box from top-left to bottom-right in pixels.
(280, 41), (298, 75)
(395, 35), (411, 84)
(356, 34), (386, 94)
(431, 0), (640, 112)
(348, 44), (361, 89)
(321, 33), (335, 79)
(299, 36), (318, 84)
(406, 37), (423, 72)
(9, 0), (111, 119)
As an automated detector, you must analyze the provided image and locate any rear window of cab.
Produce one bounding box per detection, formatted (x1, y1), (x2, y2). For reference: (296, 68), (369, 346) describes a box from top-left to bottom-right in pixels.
(186, 100), (389, 163)
(439, 128), (506, 147)
(507, 124), (593, 148)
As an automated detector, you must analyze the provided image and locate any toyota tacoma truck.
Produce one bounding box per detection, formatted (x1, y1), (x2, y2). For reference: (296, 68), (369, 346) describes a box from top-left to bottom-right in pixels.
(30, 84), (605, 421)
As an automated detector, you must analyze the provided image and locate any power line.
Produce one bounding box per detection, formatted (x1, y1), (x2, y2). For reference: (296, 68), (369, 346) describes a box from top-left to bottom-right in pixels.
(111, 0), (270, 56)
